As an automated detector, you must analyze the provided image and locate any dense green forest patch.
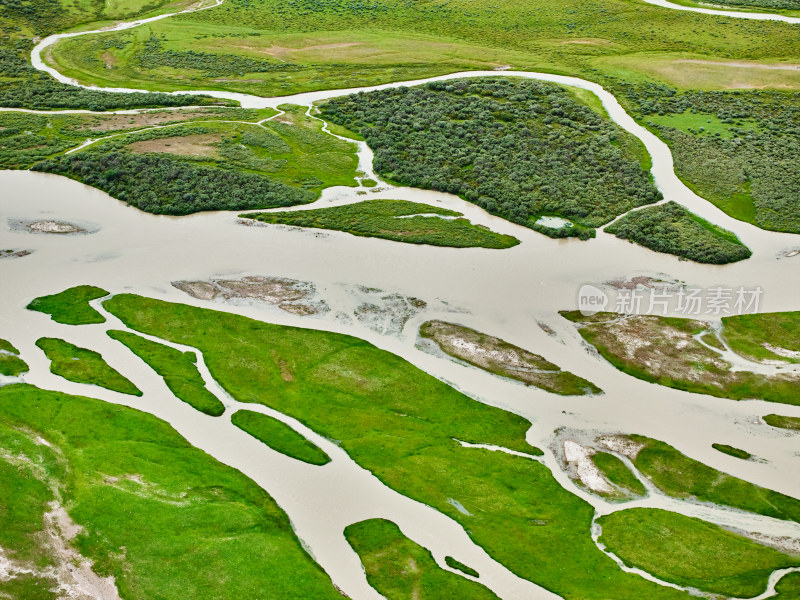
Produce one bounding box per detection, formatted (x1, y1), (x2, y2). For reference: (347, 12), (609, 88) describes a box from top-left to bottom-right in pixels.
(590, 452), (646, 498)
(344, 519), (499, 599)
(107, 330), (224, 416)
(620, 434), (800, 523)
(320, 78), (661, 238)
(419, 319), (601, 395)
(605, 201), (752, 264)
(35, 337), (142, 395)
(621, 84), (800, 233)
(231, 410), (331, 465)
(27, 285), (109, 325)
(561, 311), (800, 406)
(101, 292), (698, 600)
(598, 508), (800, 597)
(712, 443), (753, 460)
(243, 199), (520, 249)
(0, 383), (345, 599)
(29, 106), (358, 214)
(0, 338), (28, 377)
(764, 414), (800, 431)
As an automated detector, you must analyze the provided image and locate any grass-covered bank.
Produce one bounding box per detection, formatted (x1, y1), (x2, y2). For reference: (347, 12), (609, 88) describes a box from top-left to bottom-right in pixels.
(27, 285), (109, 325)
(101, 293), (697, 600)
(605, 202), (752, 264)
(764, 414), (800, 431)
(319, 78), (660, 239)
(36, 337), (142, 396)
(561, 311), (800, 406)
(231, 410), (330, 465)
(344, 519), (499, 599)
(0, 384), (344, 599)
(0, 338), (29, 377)
(243, 200), (520, 249)
(598, 508), (800, 598)
(590, 452), (646, 498)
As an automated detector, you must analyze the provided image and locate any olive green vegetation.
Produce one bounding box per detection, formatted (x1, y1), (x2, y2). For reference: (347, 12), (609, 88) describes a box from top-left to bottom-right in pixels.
(32, 106), (358, 215)
(320, 78), (661, 239)
(0, 108), (269, 169)
(712, 443), (753, 460)
(0, 338), (28, 377)
(764, 414), (800, 431)
(627, 435), (800, 523)
(621, 86), (800, 234)
(722, 311), (800, 364)
(445, 556), (480, 579)
(604, 201), (752, 264)
(0, 384), (345, 599)
(344, 519), (499, 600)
(107, 330), (224, 416)
(26, 285), (109, 325)
(231, 410), (330, 466)
(774, 573), (800, 599)
(560, 311), (800, 406)
(35, 337), (141, 396)
(598, 509), (800, 598)
(590, 452), (646, 498)
(40, 0), (800, 98)
(102, 293), (697, 600)
(243, 200), (520, 249)
(419, 320), (602, 396)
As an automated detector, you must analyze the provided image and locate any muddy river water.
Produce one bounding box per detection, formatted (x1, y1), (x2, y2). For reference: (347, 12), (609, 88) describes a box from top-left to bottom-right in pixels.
(2, 2), (800, 597)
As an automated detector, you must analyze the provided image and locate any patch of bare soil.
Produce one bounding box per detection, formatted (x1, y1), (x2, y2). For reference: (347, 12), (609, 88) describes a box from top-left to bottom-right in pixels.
(257, 42), (363, 61)
(172, 276), (326, 315)
(0, 249), (32, 259)
(28, 220), (83, 234)
(351, 287), (426, 336)
(128, 133), (222, 158)
(676, 59), (800, 71)
(83, 110), (222, 132)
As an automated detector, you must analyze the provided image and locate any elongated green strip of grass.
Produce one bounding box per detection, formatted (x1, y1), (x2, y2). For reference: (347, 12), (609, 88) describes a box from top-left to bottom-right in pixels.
(0, 339), (19, 354)
(590, 452), (646, 497)
(243, 199), (519, 249)
(27, 285), (109, 325)
(598, 508), (800, 598)
(445, 556), (480, 578)
(0, 383), (345, 599)
(764, 414), (800, 431)
(108, 330), (224, 416)
(630, 435), (800, 523)
(231, 410), (330, 465)
(0, 354), (29, 377)
(102, 293), (698, 600)
(345, 519), (498, 599)
(36, 337), (141, 396)
(712, 443), (752, 460)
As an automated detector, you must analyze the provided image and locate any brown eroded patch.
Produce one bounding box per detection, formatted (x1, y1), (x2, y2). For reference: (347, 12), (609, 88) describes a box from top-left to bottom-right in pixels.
(83, 110), (223, 132)
(127, 133), (222, 158)
(101, 51), (117, 68)
(560, 38), (610, 46)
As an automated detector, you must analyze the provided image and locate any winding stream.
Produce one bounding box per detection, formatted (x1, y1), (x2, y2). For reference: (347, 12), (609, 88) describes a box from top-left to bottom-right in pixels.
(1, 0), (800, 598)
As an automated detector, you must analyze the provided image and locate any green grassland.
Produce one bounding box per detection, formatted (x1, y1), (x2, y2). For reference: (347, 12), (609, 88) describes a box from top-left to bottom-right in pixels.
(319, 78), (661, 238)
(721, 311), (800, 363)
(590, 451), (646, 498)
(243, 199), (520, 249)
(598, 508), (800, 598)
(344, 519), (499, 600)
(27, 285), (109, 325)
(40, 0), (800, 97)
(445, 556), (480, 578)
(32, 105), (358, 214)
(764, 414), (800, 431)
(605, 201), (752, 264)
(100, 292), (698, 600)
(712, 443), (753, 460)
(774, 572), (800, 599)
(36, 337), (142, 396)
(107, 330), (224, 416)
(626, 435), (800, 523)
(561, 311), (800, 406)
(231, 410), (331, 465)
(0, 383), (344, 599)
(0, 338), (28, 377)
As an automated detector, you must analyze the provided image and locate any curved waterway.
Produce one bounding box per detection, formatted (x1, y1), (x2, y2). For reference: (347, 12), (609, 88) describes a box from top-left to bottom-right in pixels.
(2, 1), (799, 598)
(640, 0), (800, 23)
